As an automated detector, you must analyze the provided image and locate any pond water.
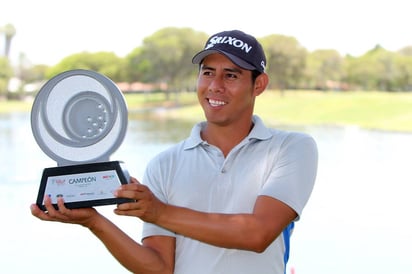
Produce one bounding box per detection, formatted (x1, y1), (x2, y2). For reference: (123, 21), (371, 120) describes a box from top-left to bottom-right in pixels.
(0, 112), (411, 274)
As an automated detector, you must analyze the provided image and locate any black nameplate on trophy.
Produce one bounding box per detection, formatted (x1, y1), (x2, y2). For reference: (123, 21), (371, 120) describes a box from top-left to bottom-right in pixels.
(36, 161), (133, 211)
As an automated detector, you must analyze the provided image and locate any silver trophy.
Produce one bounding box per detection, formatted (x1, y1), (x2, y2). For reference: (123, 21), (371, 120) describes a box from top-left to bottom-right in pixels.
(31, 69), (132, 210)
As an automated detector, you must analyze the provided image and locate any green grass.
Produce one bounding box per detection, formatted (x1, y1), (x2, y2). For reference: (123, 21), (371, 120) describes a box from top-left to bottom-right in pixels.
(152, 90), (412, 132)
(124, 91), (198, 109)
(0, 99), (33, 113)
(1, 90), (412, 132)
(254, 90), (412, 132)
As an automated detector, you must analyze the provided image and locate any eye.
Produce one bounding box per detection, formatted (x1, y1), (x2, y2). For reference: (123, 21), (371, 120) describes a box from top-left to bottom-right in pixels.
(225, 73), (238, 80)
(201, 70), (214, 77)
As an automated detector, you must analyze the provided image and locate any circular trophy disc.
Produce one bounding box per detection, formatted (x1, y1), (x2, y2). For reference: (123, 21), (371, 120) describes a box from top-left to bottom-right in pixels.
(31, 69), (128, 166)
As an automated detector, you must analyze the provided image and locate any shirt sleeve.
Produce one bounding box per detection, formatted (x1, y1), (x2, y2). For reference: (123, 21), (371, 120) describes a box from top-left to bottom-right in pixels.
(141, 155), (176, 240)
(259, 132), (318, 219)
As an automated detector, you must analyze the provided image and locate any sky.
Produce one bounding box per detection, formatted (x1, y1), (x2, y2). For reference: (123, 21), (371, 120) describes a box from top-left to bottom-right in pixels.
(1, 0), (411, 66)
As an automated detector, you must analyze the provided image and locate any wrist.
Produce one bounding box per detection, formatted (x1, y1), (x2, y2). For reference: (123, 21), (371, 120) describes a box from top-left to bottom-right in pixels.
(82, 210), (103, 230)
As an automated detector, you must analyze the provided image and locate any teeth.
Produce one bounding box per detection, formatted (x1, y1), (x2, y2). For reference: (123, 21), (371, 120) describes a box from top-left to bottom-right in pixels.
(209, 99), (227, 106)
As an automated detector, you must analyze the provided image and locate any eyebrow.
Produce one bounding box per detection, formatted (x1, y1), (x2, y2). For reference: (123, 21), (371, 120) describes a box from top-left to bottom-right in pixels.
(200, 64), (243, 74)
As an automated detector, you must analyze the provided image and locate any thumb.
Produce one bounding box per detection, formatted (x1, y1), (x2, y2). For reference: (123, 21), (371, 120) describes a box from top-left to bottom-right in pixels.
(129, 176), (141, 184)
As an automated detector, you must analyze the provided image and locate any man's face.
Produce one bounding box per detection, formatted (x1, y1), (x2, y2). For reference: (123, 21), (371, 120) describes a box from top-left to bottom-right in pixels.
(197, 53), (257, 127)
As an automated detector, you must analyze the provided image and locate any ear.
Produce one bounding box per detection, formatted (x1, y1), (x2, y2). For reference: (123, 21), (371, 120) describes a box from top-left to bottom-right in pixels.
(253, 73), (269, 96)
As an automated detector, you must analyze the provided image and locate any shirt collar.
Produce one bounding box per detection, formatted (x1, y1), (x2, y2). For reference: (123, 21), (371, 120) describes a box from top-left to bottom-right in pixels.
(183, 115), (272, 150)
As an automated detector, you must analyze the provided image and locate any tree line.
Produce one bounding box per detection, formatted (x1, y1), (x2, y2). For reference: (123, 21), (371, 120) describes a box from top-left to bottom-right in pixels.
(2, 26), (412, 99)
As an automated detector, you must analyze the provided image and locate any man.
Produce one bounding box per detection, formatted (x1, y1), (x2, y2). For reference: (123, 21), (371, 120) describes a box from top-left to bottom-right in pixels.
(31, 30), (318, 274)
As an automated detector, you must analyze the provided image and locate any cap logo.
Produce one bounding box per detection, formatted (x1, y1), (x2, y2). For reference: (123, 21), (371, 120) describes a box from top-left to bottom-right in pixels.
(261, 61), (266, 70)
(205, 35), (252, 54)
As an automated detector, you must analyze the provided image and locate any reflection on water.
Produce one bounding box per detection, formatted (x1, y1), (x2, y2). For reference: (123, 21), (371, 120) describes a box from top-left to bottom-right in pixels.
(128, 111), (194, 143)
(0, 113), (411, 274)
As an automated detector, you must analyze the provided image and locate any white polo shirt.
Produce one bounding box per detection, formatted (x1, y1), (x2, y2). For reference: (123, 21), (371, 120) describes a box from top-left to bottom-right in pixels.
(141, 115), (318, 274)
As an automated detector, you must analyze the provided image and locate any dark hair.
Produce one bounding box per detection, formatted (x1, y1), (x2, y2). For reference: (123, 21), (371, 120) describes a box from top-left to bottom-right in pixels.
(251, 70), (262, 84)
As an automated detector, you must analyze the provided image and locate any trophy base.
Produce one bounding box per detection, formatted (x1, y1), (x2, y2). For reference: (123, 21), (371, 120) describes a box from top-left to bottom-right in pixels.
(36, 161), (134, 211)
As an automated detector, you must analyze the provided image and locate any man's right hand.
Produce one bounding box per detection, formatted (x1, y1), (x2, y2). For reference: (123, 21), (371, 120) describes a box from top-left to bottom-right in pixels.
(30, 196), (99, 228)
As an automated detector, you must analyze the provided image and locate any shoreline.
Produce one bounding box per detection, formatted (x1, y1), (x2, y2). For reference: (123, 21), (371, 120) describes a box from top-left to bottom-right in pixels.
(1, 90), (411, 133)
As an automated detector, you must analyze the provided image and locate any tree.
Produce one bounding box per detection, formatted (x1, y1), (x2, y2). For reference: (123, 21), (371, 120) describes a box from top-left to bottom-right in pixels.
(0, 57), (13, 98)
(305, 49), (343, 90)
(0, 24), (16, 59)
(394, 49), (412, 91)
(126, 27), (208, 96)
(46, 51), (126, 82)
(260, 34), (307, 91)
(398, 46), (412, 56)
(345, 45), (399, 91)
(124, 47), (150, 83)
(0, 24), (16, 99)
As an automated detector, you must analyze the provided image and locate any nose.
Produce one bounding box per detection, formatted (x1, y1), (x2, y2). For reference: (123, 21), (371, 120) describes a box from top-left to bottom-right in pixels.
(208, 75), (225, 93)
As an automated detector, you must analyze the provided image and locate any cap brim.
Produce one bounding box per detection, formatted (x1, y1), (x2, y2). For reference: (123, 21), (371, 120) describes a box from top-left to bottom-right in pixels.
(192, 49), (256, 71)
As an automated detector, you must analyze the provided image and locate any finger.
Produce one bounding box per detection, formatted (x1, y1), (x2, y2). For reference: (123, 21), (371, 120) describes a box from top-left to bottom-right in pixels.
(114, 209), (140, 217)
(43, 196), (69, 220)
(117, 190), (151, 204)
(30, 203), (51, 220)
(31, 201), (62, 222)
(56, 197), (72, 216)
(116, 183), (139, 194)
(129, 176), (140, 184)
(116, 199), (139, 210)
(115, 184), (148, 200)
(115, 197), (147, 212)
(43, 195), (58, 213)
(114, 206), (143, 217)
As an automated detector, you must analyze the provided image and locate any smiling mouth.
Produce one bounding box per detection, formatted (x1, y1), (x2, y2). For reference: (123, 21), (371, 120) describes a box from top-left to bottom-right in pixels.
(208, 99), (227, 107)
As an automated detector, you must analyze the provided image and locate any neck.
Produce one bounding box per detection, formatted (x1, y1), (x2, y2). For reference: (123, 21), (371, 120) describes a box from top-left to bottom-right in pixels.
(201, 119), (254, 157)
